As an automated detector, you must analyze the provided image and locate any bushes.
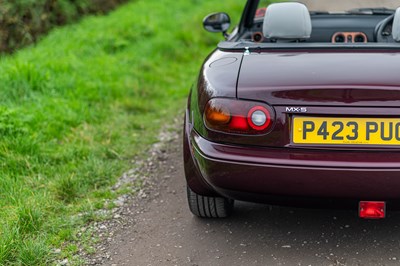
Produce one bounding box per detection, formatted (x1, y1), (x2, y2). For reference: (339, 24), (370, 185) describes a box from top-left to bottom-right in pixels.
(0, 0), (128, 53)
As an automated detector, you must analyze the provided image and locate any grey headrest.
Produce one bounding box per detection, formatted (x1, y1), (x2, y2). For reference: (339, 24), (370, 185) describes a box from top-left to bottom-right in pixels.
(263, 2), (312, 40)
(393, 7), (400, 42)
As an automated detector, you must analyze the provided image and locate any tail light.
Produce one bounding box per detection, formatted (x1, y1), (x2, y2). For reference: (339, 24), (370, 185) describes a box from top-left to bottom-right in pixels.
(359, 201), (386, 219)
(204, 98), (275, 135)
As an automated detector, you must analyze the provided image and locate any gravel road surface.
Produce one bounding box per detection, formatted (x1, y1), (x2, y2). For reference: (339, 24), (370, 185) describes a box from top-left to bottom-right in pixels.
(95, 128), (400, 266)
(91, 1), (400, 265)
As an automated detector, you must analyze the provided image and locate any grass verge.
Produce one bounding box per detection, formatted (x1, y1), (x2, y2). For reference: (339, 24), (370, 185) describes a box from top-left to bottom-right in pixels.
(0, 0), (246, 264)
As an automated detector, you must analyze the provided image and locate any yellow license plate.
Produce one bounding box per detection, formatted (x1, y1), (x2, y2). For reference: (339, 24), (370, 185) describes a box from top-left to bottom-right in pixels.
(293, 117), (400, 145)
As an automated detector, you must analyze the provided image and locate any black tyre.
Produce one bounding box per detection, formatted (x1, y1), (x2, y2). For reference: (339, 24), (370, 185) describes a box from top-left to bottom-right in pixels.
(187, 186), (234, 218)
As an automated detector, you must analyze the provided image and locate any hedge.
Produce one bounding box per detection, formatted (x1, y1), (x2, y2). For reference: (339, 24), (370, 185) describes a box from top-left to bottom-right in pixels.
(0, 0), (128, 53)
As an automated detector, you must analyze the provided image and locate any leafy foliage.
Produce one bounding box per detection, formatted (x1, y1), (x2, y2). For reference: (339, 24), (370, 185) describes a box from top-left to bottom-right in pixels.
(0, 0), (128, 53)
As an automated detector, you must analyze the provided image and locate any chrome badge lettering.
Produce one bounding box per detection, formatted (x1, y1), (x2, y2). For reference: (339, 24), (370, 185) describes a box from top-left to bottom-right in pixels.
(286, 107), (308, 113)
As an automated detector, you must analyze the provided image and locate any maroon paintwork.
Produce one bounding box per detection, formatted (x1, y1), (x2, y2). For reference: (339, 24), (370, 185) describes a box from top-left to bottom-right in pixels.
(184, 47), (400, 205)
(184, 3), (400, 208)
(238, 51), (400, 106)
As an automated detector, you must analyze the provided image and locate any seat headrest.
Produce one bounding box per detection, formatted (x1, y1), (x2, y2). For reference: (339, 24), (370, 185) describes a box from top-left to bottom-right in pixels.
(263, 2), (312, 40)
(392, 7), (400, 42)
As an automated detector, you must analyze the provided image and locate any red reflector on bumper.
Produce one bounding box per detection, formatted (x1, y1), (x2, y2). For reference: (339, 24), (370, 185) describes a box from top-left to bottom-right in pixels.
(359, 201), (386, 219)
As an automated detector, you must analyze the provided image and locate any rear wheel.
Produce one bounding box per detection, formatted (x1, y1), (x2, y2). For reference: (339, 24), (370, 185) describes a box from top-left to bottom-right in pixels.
(187, 186), (234, 218)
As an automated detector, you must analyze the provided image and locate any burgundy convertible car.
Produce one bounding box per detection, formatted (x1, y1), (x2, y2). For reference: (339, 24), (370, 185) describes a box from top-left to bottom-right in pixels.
(183, 0), (400, 219)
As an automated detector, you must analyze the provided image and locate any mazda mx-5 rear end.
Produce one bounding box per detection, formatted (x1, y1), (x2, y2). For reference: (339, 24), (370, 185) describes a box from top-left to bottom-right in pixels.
(184, 0), (400, 219)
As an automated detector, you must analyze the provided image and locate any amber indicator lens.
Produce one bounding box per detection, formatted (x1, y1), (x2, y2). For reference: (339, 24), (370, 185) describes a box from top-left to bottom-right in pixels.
(204, 98), (274, 135)
(359, 201), (386, 219)
(205, 105), (231, 125)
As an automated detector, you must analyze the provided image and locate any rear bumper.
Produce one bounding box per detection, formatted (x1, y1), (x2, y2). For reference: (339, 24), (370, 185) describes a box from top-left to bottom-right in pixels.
(188, 129), (400, 202)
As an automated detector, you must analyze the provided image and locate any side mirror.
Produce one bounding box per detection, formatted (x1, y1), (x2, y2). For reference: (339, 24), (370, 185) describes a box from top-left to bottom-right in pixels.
(203, 12), (231, 35)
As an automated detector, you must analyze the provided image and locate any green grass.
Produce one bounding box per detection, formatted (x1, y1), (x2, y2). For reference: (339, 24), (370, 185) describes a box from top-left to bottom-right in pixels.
(0, 0), (247, 264)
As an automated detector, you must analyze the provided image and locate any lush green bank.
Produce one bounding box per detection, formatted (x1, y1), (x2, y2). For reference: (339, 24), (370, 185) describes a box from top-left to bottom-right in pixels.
(0, 0), (246, 264)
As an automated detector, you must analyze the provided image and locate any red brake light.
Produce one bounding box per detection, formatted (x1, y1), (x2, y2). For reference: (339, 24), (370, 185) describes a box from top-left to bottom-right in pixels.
(204, 98), (274, 135)
(359, 201), (386, 219)
(230, 116), (249, 131)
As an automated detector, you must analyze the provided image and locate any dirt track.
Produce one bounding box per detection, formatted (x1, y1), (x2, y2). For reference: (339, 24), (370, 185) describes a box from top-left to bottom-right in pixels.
(97, 129), (400, 266)
(92, 1), (400, 265)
